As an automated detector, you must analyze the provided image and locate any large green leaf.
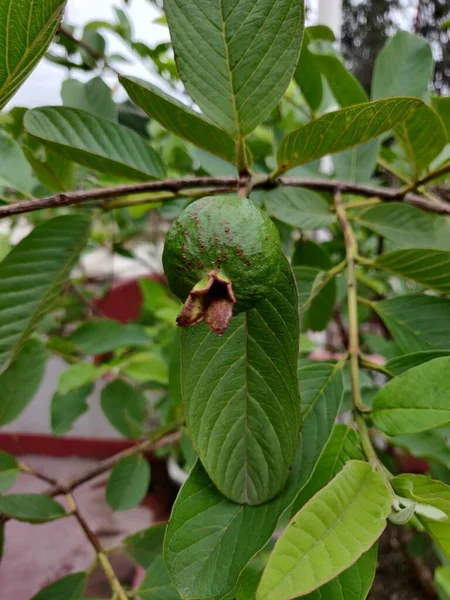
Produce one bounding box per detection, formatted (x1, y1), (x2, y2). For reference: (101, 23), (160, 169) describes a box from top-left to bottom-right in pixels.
(106, 454), (150, 511)
(0, 339), (48, 426)
(0, 450), (19, 493)
(387, 350), (450, 376)
(24, 107), (165, 181)
(294, 267), (335, 332)
(301, 545), (378, 600)
(0, 493), (66, 523)
(277, 98), (422, 173)
(180, 254), (300, 505)
(265, 188), (336, 230)
(432, 97), (450, 139)
(120, 77), (239, 165)
(165, 361), (344, 600)
(62, 77), (118, 121)
(372, 31), (434, 101)
(51, 384), (93, 436)
(373, 294), (450, 353)
(0, 216), (90, 372)
(257, 461), (391, 600)
(356, 203), (438, 249)
(375, 249), (450, 294)
(0, 1), (66, 110)
(165, 0), (304, 137)
(334, 140), (380, 185)
(316, 54), (367, 108)
(395, 103), (447, 175)
(30, 573), (87, 600)
(290, 424), (363, 517)
(372, 357), (450, 435)
(0, 130), (34, 194)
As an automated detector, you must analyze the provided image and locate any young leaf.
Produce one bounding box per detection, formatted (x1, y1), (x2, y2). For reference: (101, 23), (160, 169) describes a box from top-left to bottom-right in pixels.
(373, 294), (450, 353)
(100, 379), (147, 439)
(256, 461), (391, 600)
(165, 361), (344, 600)
(180, 253), (300, 505)
(265, 188), (336, 230)
(356, 203), (438, 249)
(387, 350), (450, 376)
(290, 424), (363, 517)
(51, 384), (93, 436)
(0, 493), (66, 523)
(277, 98), (422, 173)
(392, 474), (450, 513)
(0, 130), (34, 194)
(106, 454), (150, 511)
(372, 357), (450, 435)
(62, 77), (118, 121)
(30, 572), (87, 600)
(375, 249), (450, 294)
(120, 77), (240, 165)
(0, 1), (66, 110)
(0, 339), (48, 426)
(0, 215), (90, 372)
(125, 523), (166, 569)
(372, 31), (434, 100)
(68, 320), (151, 355)
(301, 545), (378, 600)
(24, 107), (165, 181)
(0, 450), (19, 493)
(164, 0), (305, 136)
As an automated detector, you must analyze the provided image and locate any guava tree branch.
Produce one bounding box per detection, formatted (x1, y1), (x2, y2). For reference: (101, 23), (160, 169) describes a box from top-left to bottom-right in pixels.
(58, 25), (121, 76)
(2, 174), (450, 219)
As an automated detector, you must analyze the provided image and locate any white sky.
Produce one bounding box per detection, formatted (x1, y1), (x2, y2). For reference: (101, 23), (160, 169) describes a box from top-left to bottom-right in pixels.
(6, 0), (322, 110)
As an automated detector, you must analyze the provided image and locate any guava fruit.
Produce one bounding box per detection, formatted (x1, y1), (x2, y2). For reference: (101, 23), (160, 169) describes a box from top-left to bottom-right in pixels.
(163, 195), (281, 335)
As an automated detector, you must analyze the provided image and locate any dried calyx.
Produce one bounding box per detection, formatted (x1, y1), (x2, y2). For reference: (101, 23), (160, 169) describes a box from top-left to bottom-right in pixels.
(177, 270), (236, 336)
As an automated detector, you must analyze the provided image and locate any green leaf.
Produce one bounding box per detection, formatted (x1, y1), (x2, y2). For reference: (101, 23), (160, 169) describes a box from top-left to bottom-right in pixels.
(0, 450), (19, 493)
(100, 379), (146, 439)
(316, 53), (367, 108)
(266, 188), (336, 230)
(165, 0), (305, 136)
(257, 461), (391, 600)
(120, 77), (239, 165)
(334, 140), (380, 184)
(51, 384), (93, 436)
(392, 474), (450, 513)
(121, 352), (169, 384)
(294, 26), (335, 112)
(0, 493), (66, 523)
(373, 294), (450, 353)
(137, 555), (181, 600)
(0, 216), (90, 372)
(106, 454), (150, 511)
(391, 431), (450, 470)
(375, 249), (450, 294)
(356, 203), (438, 249)
(387, 350), (450, 376)
(0, 0), (66, 110)
(125, 523), (166, 568)
(165, 361), (344, 600)
(58, 363), (106, 396)
(277, 98), (422, 173)
(436, 567), (450, 600)
(68, 320), (151, 355)
(23, 146), (74, 193)
(180, 253), (300, 505)
(0, 130), (34, 194)
(290, 424), (363, 517)
(62, 77), (118, 121)
(30, 573), (87, 600)
(372, 31), (434, 100)
(432, 97), (450, 139)
(301, 545), (378, 600)
(294, 267), (336, 332)
(0, 339), (48, 426)
(372, 357), (450, 435)
(395, 103), (447, 174)
(24, 107), (165, 181)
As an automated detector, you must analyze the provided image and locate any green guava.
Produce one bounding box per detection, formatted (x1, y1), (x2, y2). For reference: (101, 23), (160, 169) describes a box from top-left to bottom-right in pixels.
(162, 195), (281, 335)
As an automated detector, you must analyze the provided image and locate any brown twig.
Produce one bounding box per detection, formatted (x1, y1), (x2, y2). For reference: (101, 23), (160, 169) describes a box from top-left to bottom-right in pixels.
(1, 175), (450, 220)
(58, 25), (121, 76)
